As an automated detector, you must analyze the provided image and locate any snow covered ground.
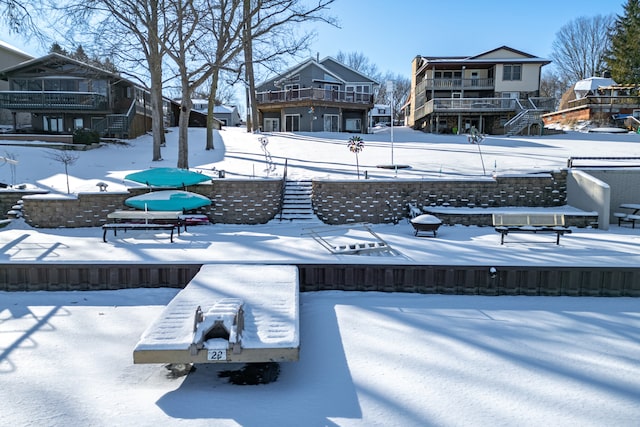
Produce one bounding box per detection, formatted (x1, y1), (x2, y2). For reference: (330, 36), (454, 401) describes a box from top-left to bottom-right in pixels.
(1, 127), (640, 426)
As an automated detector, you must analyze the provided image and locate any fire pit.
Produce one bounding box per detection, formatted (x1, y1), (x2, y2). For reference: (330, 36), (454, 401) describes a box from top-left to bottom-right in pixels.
(410, 214), (442, 237)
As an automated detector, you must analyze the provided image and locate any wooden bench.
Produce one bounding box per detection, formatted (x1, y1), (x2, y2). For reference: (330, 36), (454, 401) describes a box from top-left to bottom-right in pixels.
(492, 213), (571, 245)
(102, 223), (177, 243)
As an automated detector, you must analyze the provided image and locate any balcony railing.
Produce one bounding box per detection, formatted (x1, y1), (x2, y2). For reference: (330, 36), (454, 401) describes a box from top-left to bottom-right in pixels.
(422, 97), (522, 115)
(0, 91), (109, 111)
(568, 95), (640, 109)
(256, 88), (373, 105)
(527, 97), (556, 111)
(417, 77), (495, 92)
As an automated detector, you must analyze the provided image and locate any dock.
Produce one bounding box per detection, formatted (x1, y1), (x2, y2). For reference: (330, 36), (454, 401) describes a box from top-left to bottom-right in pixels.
(133, 264), (300, 364)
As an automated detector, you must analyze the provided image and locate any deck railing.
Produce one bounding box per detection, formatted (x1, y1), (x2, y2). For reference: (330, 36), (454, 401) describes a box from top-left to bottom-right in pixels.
(418, 77), (495, 91)
(0, 91), (108, 110)
(569, 95), (640, 108)
(92, 100), (137, 137)
(256, 88), (373, 105)
(422, 97), (521, 115)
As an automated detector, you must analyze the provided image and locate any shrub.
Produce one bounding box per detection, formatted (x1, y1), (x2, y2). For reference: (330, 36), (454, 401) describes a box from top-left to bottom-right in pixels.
(73, 128), (100, 145)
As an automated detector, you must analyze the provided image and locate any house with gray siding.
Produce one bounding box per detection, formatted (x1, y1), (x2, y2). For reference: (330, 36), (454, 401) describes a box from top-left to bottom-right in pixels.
(255, 56), (378, 133)
(0, 53), (182, 138)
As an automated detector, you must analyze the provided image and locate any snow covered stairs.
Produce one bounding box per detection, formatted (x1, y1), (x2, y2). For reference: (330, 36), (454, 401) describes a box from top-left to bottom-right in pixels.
(279, 180), (317, 221)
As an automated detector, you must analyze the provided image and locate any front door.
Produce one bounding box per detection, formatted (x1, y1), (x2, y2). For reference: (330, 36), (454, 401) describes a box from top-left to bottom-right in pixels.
(502, 92), (519, 108)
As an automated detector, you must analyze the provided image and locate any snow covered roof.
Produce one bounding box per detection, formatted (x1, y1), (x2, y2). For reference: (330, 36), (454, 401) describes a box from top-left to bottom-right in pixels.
(574, 77), (617, 98)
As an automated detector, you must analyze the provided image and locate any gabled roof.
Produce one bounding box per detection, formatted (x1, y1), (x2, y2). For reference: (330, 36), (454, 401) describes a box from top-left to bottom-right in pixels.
(468, 45), (537, 60)
(258, 57), (345, 88)
(258, 55), (379, 88)
(0, 40), (33, 60)
(0, 52), (121, 79)
(214, 104), (239, 114)
(416, 45), (550, 74)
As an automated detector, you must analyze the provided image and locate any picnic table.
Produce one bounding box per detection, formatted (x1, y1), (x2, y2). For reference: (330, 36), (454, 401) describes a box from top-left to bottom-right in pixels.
(615, 204), (640, 228)
(103, 210), (183, 242)
(492, 213), (571, 245)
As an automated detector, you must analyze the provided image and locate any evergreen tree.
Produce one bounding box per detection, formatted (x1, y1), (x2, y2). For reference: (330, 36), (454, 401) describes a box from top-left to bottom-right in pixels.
(605, 0), (640, 83)
(49, 42), (68, 55)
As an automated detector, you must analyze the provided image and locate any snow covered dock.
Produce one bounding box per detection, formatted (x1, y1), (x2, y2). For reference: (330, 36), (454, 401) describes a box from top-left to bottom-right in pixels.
(133, 264), (299, 364)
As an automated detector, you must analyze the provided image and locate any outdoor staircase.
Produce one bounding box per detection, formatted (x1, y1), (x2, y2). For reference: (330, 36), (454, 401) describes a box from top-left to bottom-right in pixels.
(279, 180), (318, 221)
(505, 109), (544, 136)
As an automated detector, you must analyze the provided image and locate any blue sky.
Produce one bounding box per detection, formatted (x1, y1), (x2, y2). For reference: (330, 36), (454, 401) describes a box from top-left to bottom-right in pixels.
(0, 0), (626, 106)
(305, 0), (625, 77)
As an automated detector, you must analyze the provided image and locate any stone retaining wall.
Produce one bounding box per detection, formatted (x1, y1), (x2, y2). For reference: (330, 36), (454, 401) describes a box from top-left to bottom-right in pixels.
(0, 189), (48, 218)
(20, 179), (282, 228)
(312, 171), (568, 224)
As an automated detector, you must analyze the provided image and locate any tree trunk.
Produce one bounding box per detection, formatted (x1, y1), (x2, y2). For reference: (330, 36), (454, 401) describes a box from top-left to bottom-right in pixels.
(206, 70), (219, 150)
(149, 0), (164, 161)
(243, 0), (258, 133)
(177, 81), (192, 169)
(150, 58), (164, 161)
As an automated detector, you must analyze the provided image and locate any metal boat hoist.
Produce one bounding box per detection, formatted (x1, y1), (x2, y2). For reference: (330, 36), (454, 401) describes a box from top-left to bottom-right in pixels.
(133, 264), (300, 365)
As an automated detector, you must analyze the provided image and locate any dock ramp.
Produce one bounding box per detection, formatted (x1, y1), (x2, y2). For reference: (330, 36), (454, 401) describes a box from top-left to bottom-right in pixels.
(133, 264), (299, 364)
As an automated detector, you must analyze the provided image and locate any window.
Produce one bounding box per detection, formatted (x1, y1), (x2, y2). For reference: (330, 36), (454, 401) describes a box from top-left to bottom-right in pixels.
(285, 114), (300, 131)
(43, 116), (64, 132)
(503, 64), (522, 81)
(324, 115), (339, 132)
(73, 118), (83, 129)
(284, 84), (300, 99)
(91, 80), (108, 96)
(346, 85), (369, 93)
(264, 118), (279, 132)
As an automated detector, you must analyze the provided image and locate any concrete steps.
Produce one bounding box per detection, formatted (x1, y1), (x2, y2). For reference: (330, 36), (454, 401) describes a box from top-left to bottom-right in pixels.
(280, 180), (318, 221)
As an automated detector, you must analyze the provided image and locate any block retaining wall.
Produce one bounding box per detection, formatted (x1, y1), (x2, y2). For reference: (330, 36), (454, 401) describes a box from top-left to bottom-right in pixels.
(312, 171), (568, 224)
(7, 171), (573, 227)
(19, 179), (282, 228)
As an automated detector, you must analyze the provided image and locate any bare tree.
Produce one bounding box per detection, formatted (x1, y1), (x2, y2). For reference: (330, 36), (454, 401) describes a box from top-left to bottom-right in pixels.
(163, 0), (214, 168)
(540, 70), (567, 109)
(199, 0), (244, 149)
(1, 0), (40, 35)
(336, 51), (379, 79)
(62, 0), (170, 162)
(46, 149), (78, 194)
(375, 72), (410, 120)
(550, 14), (614, 84)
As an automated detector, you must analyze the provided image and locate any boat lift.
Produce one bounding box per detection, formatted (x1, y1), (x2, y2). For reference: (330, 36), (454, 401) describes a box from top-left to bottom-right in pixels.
(133, 264), (300, 365)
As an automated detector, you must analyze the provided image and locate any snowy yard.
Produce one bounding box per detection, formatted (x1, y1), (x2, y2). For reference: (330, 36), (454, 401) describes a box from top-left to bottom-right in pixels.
(1, 127), (640, 426)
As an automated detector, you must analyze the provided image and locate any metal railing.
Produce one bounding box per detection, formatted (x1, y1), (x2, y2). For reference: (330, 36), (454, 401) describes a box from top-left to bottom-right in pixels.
(569, 95), (640, 108)
(0, 91), (108, 110)
(278, 158), (288, 221)
(256, 88), (373, 105)
(527, 97), (556, 111)
(417, 77), (495, 91)
(92, 100), (137, 137)
(423, 97), (521, 115)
